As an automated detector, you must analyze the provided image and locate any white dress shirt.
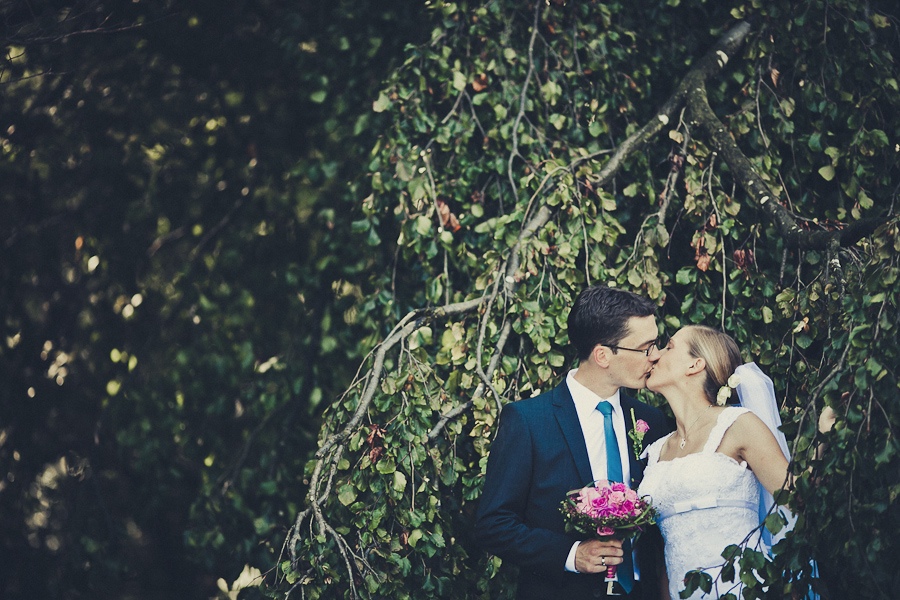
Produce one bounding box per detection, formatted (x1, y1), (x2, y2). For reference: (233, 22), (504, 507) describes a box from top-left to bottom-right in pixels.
(566, 369), (632, 485)
(563, 369), (637, 576)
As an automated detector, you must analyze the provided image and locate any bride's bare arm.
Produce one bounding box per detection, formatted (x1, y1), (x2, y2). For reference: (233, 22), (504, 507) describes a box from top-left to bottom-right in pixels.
(730, 413), (791, 495)
(724, 407), (836, 496)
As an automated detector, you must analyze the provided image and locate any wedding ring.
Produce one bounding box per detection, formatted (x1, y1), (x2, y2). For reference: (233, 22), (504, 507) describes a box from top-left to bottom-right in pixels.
(601, 556), (606, 566)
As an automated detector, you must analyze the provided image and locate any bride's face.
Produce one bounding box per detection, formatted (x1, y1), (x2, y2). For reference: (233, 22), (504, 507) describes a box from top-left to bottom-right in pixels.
(646, 328), (694, 392)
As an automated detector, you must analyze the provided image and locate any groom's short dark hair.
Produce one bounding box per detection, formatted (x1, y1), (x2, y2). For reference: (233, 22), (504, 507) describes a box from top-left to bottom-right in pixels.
(567, 285), (656, 361)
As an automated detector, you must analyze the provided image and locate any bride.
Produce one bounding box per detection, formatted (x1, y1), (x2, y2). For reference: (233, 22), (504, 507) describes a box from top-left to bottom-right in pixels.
(638, 325), (832, 600)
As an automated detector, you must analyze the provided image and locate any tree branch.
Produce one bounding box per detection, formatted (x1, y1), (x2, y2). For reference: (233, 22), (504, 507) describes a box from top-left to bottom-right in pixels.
(314, 297), (486, 461)
(683, 22), (885, 250)
(507, 0), (542, 199)
(586, 21), (755, 191)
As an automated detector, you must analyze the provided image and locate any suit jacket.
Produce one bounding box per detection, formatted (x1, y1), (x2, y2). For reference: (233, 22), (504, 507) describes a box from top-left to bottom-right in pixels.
(475, 381), (672, 600)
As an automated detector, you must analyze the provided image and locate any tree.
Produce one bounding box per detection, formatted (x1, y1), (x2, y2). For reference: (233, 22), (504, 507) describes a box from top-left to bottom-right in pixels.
(281, 1), (898, 598)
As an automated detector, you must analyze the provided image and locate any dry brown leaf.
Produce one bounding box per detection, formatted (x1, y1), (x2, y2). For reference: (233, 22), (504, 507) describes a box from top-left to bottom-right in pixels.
(733, 248), (754, 270)
(696, 250), (711, 272)
(366, 424), (386, 463)
(472, 73), (489, 92)
(436, 199), (462, 232)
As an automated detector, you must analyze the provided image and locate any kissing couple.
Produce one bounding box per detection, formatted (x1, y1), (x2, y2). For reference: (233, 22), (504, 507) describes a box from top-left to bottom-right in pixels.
(476, 285), (833, 599)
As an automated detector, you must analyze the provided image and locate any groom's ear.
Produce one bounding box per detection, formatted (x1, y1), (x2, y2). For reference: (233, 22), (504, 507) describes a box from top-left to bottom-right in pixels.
(591, 344), (611, 368)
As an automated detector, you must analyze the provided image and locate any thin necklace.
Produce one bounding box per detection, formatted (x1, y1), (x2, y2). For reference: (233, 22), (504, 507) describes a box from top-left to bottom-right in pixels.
(679, 404), (712, 450)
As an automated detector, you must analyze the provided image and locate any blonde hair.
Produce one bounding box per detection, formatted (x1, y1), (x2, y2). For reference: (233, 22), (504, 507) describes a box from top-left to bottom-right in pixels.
(683, 325), (742, 405)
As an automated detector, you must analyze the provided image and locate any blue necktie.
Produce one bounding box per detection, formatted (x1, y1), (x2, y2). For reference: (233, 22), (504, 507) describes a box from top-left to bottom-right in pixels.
(596, 401), (634, 593)
(596, 401), (623, 483)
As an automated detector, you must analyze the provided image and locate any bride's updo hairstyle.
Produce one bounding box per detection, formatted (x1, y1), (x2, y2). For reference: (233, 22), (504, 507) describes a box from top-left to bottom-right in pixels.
(684, 325), (742, 405)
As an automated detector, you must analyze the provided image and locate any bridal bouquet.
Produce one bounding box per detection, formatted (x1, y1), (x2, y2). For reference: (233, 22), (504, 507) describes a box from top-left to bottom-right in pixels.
(559, 481), (657, 579)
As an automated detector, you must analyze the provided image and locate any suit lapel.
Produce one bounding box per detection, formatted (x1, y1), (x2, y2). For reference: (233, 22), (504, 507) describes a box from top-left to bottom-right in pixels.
(552, 383), (594, 487)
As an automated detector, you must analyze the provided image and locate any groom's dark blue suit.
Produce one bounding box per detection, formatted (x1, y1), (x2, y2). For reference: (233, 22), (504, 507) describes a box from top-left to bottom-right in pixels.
(475, 381), (671, 599)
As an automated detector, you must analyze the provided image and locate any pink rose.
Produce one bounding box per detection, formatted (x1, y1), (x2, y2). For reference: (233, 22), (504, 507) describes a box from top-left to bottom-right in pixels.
(597, 526), (615, 537)
(635, 419), (650, 434)
(579, 486), (602, 504)
(592, 505), (609, 520)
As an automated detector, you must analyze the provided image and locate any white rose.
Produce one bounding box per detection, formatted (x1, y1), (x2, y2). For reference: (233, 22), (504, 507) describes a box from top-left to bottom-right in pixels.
(727, 374), (741, 388)
(716, 386), (731, 406)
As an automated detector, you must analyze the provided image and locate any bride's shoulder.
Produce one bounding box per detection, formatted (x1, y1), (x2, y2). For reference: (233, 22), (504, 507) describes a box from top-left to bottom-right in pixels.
(718, 408), (773, 449)
(724, 406), (763, 427)
(705, 407), (756, 451)
(716, 405), (752, 426)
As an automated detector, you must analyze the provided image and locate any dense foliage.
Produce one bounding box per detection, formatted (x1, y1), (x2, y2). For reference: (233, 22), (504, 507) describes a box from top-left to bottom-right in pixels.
(283, 1), (898, 599)
(0, 0), (424, 597)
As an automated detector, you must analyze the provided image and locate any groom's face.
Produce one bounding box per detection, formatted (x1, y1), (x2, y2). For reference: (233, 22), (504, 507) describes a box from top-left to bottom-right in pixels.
(607, 315), (661, 390)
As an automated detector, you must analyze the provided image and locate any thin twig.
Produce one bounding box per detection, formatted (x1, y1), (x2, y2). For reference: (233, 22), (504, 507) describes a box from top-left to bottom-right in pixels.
(508, 0), (541, 200)
(705, 153), (727, 329)
(475, 275), (506, 416)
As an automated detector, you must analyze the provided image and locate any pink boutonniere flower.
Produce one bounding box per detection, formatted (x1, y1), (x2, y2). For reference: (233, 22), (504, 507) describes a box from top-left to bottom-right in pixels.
(627, 408), (650, 461)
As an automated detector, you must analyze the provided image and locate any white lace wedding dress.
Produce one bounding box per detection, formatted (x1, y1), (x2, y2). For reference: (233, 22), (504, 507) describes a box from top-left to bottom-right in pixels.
(638, 407), (761, 600)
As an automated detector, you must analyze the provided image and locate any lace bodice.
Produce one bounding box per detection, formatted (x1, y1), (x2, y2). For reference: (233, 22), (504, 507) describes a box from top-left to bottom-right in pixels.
(638, 407), (761, 600)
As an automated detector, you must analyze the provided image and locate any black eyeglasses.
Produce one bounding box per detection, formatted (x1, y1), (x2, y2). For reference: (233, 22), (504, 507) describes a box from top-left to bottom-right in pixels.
(606, 332), (670, 357)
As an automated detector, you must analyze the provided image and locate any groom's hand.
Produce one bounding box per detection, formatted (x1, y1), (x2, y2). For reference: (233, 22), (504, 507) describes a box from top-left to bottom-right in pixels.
(574, 539), (624, 574)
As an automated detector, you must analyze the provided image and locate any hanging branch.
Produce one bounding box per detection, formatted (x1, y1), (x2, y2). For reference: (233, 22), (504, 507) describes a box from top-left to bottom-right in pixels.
(587, 21), (756, 188)
(424, 39), (770, 431)
(507, 0), (542, 200)
(427, 200), (552, 441)
(684, 53), (884, 251)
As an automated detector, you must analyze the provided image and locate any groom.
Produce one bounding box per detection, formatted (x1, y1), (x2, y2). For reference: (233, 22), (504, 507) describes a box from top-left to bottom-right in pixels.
(475, 285), (673, 599)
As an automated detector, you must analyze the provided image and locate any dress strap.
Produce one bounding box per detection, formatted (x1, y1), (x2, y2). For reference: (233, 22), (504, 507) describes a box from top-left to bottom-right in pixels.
(702, 407), (752, 453)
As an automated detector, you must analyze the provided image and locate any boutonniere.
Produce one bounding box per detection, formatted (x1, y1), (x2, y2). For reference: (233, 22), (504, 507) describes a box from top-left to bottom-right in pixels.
(627, 408), (650, 461)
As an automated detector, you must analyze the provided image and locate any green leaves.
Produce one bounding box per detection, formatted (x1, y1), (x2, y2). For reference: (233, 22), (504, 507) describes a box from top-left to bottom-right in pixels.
(817, 164), (836, 181)
(680, 570), (713, 597)
(2, 0), (436, 596)
(373, 91), (391, 113)
(452, 71), (467, 92)
(393, 470), (408, 493)
(337, 484), (358, 506)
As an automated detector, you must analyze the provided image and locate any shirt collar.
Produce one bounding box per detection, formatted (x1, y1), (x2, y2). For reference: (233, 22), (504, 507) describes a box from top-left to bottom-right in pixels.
(566, 369), (621, 419)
